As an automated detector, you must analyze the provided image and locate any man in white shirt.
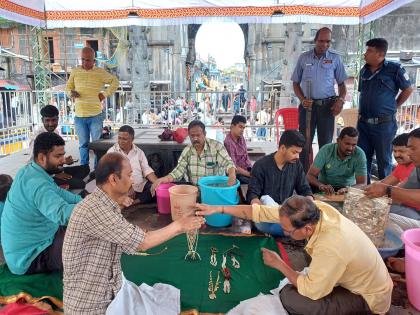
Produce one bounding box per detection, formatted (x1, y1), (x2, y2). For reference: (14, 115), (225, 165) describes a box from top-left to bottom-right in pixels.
(256, 108), (268, 139)
(107, 125), (158, 204)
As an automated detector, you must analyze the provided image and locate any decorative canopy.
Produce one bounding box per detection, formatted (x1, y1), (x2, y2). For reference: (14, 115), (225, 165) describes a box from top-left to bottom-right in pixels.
(0, 0), (414, 28)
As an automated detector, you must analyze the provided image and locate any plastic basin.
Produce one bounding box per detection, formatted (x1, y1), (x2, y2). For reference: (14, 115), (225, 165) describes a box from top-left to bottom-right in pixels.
(156, 183), (175, 214)
(402, 228), (420, 311)
(198, 176), (240, 227)
(168, 185), (198, 221)
(377, 228), (404, 259)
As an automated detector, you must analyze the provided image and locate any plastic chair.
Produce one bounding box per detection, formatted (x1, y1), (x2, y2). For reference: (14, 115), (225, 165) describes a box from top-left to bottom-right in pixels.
(275, 108), (299, 143)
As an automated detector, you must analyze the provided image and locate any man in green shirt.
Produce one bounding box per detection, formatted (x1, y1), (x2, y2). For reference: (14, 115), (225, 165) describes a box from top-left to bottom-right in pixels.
(1, 132), (82, 275)
(307, 127), (367, 194)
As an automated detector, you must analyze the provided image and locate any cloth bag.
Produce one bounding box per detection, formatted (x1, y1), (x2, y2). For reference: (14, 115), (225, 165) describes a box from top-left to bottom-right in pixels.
(105, 273), (180, 315)
(173, 127), (188, 143)
(343, 187), (390, 247)
(158, 128), (173, 141)
(227, 268), (309, 315)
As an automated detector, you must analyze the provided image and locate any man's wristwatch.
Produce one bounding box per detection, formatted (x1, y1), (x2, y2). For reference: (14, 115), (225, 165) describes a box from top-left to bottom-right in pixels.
(386, 185), (392, 198)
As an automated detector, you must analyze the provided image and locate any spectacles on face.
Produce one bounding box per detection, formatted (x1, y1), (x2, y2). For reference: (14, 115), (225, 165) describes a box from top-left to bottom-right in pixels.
(281, 198), (302, 236)
(282, 226), (298, 236)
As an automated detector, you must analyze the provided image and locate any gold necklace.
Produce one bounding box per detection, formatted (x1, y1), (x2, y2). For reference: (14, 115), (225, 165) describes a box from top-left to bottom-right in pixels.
(133, 246), (168, 256)
(185, 230), (201, 260)
(208, 271), (220, 300)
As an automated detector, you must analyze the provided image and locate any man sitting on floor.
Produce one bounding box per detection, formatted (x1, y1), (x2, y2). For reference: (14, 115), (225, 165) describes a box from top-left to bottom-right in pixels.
(307, 127), (367, 194)
(0, 174), (12, 238)
(151, 120), (236, 192)
(28, 105), (89, 189)
(247, 130), (312, 205)
(196, 196), (393, 315)
(0, 174), (12, 218)
(366, 127), (420, 223)
(107, 125), (158, 204)
(1, 132), (81, 275)
(224, 115), (253, 184)
(247, 130), (312, 235)
(63, 152), (204, 314)
(381, 133), (414, 186)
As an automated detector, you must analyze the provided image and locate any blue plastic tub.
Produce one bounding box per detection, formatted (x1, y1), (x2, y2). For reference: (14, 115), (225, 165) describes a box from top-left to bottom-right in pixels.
(198, 176), (240, 227)
(378, 228), (404, 259)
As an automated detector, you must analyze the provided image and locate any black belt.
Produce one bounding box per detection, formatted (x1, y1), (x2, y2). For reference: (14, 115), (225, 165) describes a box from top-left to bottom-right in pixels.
(312, 96), (337, 106)
(359, 115), (394, 125)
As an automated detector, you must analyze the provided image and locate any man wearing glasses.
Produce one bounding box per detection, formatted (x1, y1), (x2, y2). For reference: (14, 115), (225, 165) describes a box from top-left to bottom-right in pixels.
(66, 47), (119, 169)
(357, 38), (413, 182)
(291, 27), (348, 171)
(196, 196), (392, 314)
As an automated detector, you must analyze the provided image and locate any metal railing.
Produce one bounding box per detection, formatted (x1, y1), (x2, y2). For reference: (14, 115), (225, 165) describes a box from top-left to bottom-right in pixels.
(1, 89), (420, 155)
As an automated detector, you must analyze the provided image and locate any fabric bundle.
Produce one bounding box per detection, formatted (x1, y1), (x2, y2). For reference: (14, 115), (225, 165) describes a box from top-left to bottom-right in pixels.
(343, 187), (390, 247)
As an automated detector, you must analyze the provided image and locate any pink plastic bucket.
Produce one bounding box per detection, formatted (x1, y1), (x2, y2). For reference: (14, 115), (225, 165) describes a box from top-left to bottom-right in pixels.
(156, 183), (175, 214)
(402, 228), (420, 311)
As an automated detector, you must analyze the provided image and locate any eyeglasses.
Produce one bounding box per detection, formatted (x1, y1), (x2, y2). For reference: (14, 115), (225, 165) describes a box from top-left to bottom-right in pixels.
(282, 226), (298, 236)
(281, 198), (301, 236)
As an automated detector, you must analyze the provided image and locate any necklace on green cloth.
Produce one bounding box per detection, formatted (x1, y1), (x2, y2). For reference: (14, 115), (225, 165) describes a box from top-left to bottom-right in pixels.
(208, 271), (220, 300)
(133, 246), (168, 256)
(185, 230), (201, 260)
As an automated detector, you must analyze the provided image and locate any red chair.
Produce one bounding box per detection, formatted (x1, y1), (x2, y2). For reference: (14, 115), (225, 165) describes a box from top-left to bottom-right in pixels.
(275, 108), (299, 143)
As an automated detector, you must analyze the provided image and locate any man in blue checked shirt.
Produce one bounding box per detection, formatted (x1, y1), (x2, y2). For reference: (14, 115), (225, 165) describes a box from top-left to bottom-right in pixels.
(292, 27), (348, 171)
(357, 38), (413, 182)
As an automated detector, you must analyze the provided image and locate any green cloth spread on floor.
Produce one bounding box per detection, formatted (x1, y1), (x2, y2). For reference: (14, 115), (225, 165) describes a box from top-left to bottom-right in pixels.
(121, 234), (285, 313)
(0, 264), (63, 305)
(0, 234), (285, 313)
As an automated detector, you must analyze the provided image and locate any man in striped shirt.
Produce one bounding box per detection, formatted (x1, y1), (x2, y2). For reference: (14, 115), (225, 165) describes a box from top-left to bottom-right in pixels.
(66, 47), (119, 167)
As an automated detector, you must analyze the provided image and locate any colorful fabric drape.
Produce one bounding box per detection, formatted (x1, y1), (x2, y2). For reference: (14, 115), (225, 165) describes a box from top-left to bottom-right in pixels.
(0, 0), (415, 28)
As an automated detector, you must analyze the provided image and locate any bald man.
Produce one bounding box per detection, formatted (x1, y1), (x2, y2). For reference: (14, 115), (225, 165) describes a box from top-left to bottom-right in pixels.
(66, 47), (119, 168)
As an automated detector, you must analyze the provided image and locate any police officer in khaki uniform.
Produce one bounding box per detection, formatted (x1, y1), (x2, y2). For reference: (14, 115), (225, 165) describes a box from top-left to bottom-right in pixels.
(292, 27), (348, 171)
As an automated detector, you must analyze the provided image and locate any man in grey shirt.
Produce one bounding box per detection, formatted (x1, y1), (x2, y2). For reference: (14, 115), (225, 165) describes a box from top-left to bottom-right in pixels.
(365, 127), (420, 219)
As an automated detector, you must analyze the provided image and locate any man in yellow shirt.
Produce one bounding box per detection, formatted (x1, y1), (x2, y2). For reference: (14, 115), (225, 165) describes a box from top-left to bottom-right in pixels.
(196, 196), (392, 314)
(66, 47), (119, 167)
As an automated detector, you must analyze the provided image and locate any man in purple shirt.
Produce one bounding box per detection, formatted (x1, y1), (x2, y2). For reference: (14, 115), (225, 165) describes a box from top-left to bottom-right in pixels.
(224, 115), (252, 184)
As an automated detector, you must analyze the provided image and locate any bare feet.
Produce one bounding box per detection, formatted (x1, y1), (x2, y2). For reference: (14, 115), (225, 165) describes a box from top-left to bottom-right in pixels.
(386, 257), (405, 274)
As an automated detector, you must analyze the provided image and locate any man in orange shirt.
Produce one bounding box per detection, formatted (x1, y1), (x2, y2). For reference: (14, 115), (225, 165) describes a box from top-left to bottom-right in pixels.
(366, 128), (420, 219)
(381, 133), (414, 185)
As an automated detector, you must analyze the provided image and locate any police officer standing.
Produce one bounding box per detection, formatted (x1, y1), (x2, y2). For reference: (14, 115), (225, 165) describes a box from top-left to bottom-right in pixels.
(292, 27), (348, 171)
(357, 38), (413, 182)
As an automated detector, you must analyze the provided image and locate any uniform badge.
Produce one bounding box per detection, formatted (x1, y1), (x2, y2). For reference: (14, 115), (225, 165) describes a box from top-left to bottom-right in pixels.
(323, 59), (332, 64)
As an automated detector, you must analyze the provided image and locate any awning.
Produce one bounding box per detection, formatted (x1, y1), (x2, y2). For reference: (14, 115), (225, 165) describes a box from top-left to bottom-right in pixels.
(0, 0), (415, 28)
(0, 79), (30, 91)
